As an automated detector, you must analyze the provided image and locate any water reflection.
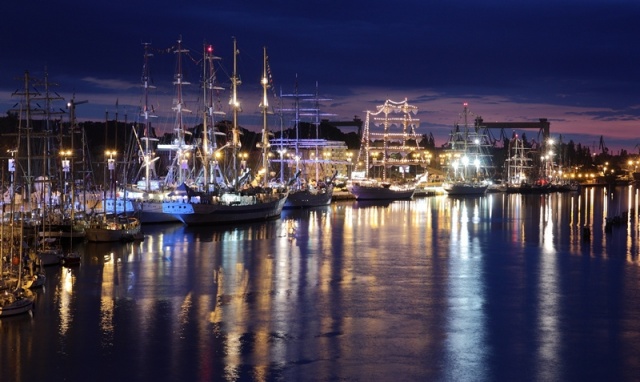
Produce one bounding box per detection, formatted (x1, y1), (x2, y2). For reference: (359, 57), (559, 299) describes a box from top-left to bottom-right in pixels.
(537, 194), (561, 381)
(445, 195), (488, 382)
(5, 185), (640, 381)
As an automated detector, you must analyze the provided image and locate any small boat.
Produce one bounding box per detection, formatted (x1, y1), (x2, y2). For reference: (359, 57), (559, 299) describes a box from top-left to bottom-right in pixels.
(21, 248), (46, 289)
(0, 219), (36, 317)
(85, 216), (143, 242)
(60, 251), (81, 267)
(22, 271), (46, 289)
(35, 238), (63, 266)
(38, 219), (88, 240)
(285, 185), (334, 207)
(0, 289), (34, 317)
(284, 171), (337, 208)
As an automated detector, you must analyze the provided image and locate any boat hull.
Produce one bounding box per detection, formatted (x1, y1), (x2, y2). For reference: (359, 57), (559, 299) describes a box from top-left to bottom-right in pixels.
(137, 201), (180, 224)
(36, 250), (62, 266)
(347, 183), (415, 200)
(442, 182), (489, 196)
(103, 198), (138, 215)
(60, 253), (81, 267)
(163, 194), (288, 226)
(106, 197), (180, 224)
(85, 217), (143, 242)
(38, 222), (87, 240)
(23, 273), (46, 289)
(85, 227), (142, 242)
(284, 188), (333, 208)
(0, 293), (34, 317)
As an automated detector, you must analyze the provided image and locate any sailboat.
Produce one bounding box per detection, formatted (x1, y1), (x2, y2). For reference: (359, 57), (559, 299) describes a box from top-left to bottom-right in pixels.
(34, 237), (63, 266)
(59, 245), (80, 266)
(502, 133), (539, 193)
(162, 42), (288, 226)
(347, 99), (421, 200)
(284, 170), (336, 208)
(104, 41), (188, 224)
(441, 103), (493, 196)
(0, 187), (35, 317)
(272, 80), (338, 208)
(85, 215), (142, 242)
(59, 204), (81, 266)
(0, 286), (35, 317)
(19, 201), (46, 289)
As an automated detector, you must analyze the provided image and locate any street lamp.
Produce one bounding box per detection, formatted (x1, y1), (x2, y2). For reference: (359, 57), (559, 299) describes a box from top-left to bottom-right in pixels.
(7, 149), (16, 205)
(60, 149), (72, 211)
(628, 160), (638, 175)
(105, 150), (117, 215)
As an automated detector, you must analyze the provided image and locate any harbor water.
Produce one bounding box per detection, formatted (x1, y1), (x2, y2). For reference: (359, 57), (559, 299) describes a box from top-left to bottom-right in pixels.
(3, 185), (640, 381)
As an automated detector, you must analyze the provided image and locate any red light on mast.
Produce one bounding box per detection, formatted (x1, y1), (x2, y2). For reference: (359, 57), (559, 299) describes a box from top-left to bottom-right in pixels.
(207, 45), (213, 54)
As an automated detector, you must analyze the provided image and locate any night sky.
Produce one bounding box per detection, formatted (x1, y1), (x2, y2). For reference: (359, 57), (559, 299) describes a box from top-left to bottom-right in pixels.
(2, 1), (639, 152)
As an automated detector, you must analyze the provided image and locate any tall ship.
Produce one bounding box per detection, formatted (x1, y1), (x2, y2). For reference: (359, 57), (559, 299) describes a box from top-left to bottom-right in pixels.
(124, 41), (175, 224)
(503, 133), (539, 193)
(107, 39), (204, 224)
(271, 80), (339, 208)
(441, 103), (493, 196)
(162, 42), (288, 226)
(348, 99), (424, 200)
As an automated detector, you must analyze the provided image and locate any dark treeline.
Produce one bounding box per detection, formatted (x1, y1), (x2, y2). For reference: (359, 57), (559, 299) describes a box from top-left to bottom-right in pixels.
(0, 113), (633, 188)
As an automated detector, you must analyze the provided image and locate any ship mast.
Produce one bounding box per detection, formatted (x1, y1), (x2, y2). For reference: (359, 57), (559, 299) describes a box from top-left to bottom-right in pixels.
(261, 47), (270, 188)
(139, 42), (158, 192)
(167, 37), (192, 186)
(230, 38), (242, 191)
(201, 42), (224, 190)
(357, 99), (419, 181)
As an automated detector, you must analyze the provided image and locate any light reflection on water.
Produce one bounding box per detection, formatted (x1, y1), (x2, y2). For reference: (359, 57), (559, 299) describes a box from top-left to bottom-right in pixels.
(4, 185), (640, 381)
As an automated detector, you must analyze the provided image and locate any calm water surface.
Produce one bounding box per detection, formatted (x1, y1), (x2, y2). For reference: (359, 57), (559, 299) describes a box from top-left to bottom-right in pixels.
(3, 185), (640, 381)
